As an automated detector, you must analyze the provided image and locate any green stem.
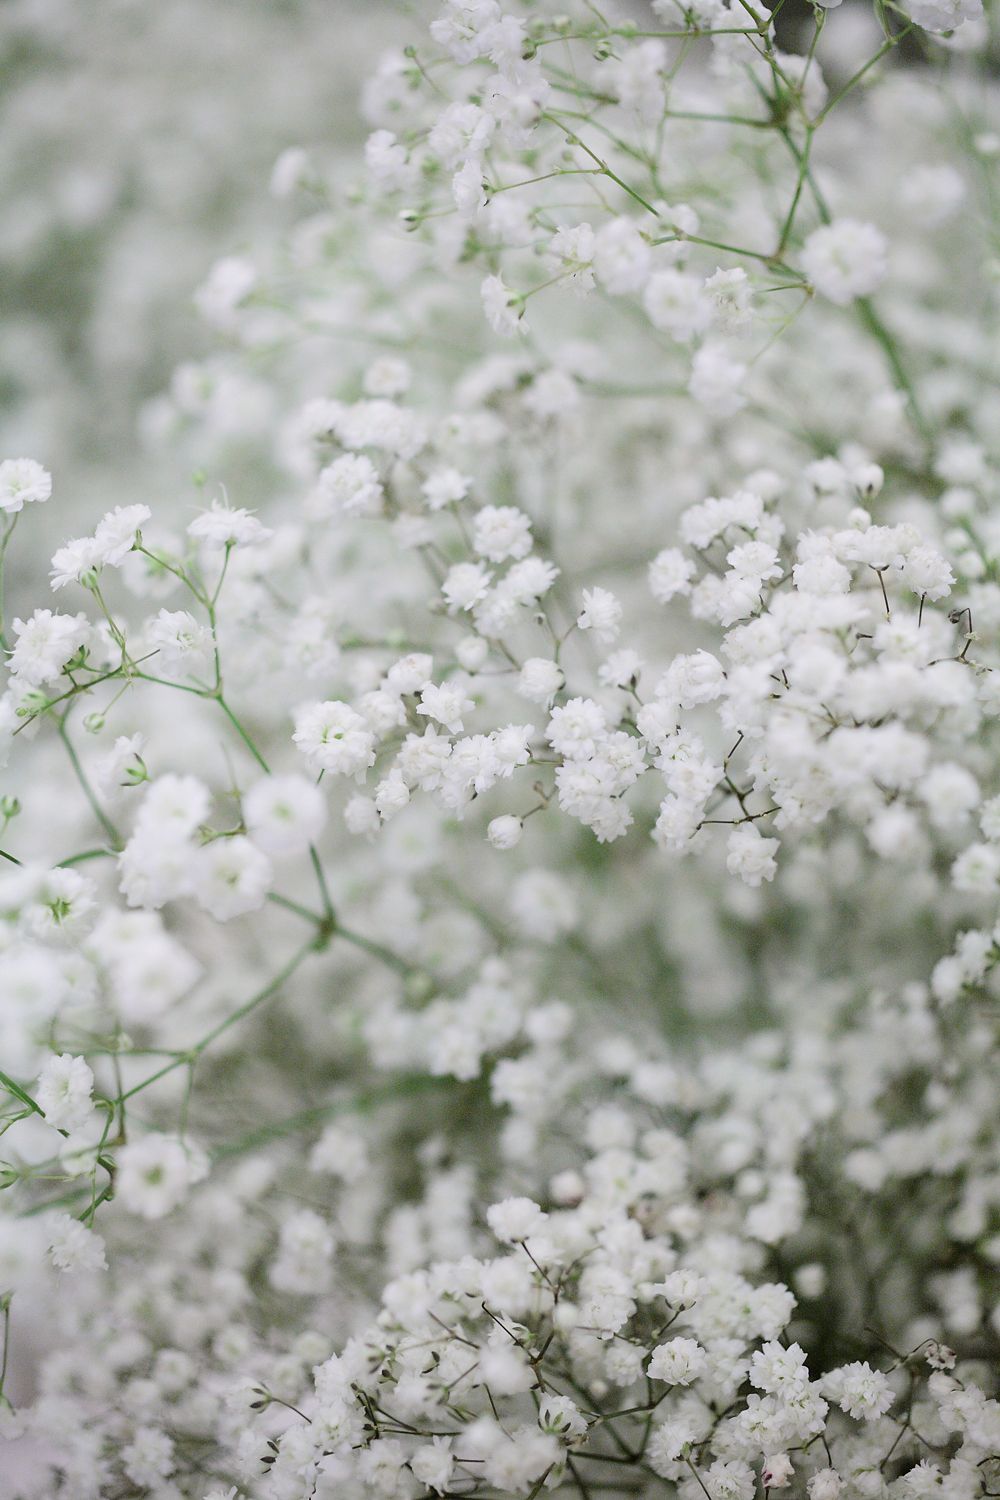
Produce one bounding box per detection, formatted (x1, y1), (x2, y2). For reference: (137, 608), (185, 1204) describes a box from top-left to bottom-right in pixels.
(212, 1075), (450, 1160)
(0, 513), (19, 653)
(268, 891), (325, 925)
(332, 923), (418, 978)
(546, 117), (660, 218)
(57, 848), (114, 868)
(120, 938), (316, 1102)
(816, 29), (911, 123)
(856, 298), (932, 446)
(216, 695), (270, 773)
(57, 714), (121, 850)
(309, 844), (335, 924)
(0, 1296), (11, 1405)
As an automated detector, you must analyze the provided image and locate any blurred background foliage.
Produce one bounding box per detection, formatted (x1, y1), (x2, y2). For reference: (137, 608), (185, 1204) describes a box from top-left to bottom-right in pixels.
(0, 0), (392, 506)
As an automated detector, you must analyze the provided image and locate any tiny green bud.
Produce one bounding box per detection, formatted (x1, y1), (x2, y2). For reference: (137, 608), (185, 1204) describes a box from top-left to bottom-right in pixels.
(124, 756), (149, 786)
(0, 795), (20, 821)
(83, 712), (106, 734)
(17, 690), (50, 716)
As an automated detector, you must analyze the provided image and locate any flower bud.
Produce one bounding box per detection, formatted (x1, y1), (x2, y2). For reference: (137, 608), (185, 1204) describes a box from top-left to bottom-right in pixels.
(488, 815), (523, 850)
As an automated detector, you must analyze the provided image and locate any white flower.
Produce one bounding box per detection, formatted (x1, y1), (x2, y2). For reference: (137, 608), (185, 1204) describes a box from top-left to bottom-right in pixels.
(643, 269), (711, 340)
(750, 1341), (810, 1395)
(45, 1213), (107, 1274)
(705, 266), (753, 333)
(487, 815), (523, 849)
(386, 653), (435, 695)
(547, 698), (608, 761)
(135, 773), (211, 839)
(548, 222), (596, 292)
(94, 733), (147, 799)
(194, 255), (256, 327)
(658, 649), (726, 709)
(365, 128), (411, 192)
(191, 836), (273, 921)
(487, 1196), (547, 1242)
(36, 1053), (95, 1131)
(473, 505), (533, 562)
(951, 842), (1000, 894)
(93, 504), (151, 565)
(431, 0), (502, 63)
(8, 609), (91, 686)
(823, 1361), (894, 1420)
(650, 548), (696, 604)
(0, 457), (51, 513)
(335, 398), (427, 459)
(726, 825), (779, 887)
(21, 866), (98, 939)
(50, 536), (104, 590)
(705, 1460), (755, 1500)
(430, 100), (494, 167)
(902, 544), (954, 601)
(314, 453), (384, 518)
(481, 273), (524, 336)
(594, 217), (652, 293)
(344, 794), (380, 837)
(309, 1121), (369, 1182)
(270, 144), (310, 198)
(762, 1455), (794, 1488)
(647, 1336), (709, 1386)
(411, 1438), (455, 1493)
(270, 1208), (335, 1294)
(146, 609), (214, 676)
(442, 561), (493, 612)
(374, 769), (411, 819)
(188, 499), (271, 548)
(418, 681), (475, 734)
(116, 1134), (208, 1220)
(689, 342), (747, 415)
(904, 0), (981, 30)
(538, 1394), (588, 1443)
(802, 220), (888, 305)
(244, 774), (327, 858)
(293, 700), (377, 778)
(577, 586), (622, 642)
(422, 467), (470, 511)
(504, 556), (559, 603)
(121, 1426), (176, 1487)
(518, 657), (564, 706)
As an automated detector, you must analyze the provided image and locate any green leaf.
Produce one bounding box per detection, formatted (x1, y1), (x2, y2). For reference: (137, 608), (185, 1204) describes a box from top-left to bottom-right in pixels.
(0, 1069), (44, 1117)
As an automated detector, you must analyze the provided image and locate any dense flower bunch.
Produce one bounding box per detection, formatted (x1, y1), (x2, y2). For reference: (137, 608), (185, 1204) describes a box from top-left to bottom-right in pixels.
(1, 0), (1000, 1497)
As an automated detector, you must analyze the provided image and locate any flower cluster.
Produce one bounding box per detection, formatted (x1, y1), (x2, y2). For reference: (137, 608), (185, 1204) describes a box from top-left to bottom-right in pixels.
(1, 1), (999, 1497)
